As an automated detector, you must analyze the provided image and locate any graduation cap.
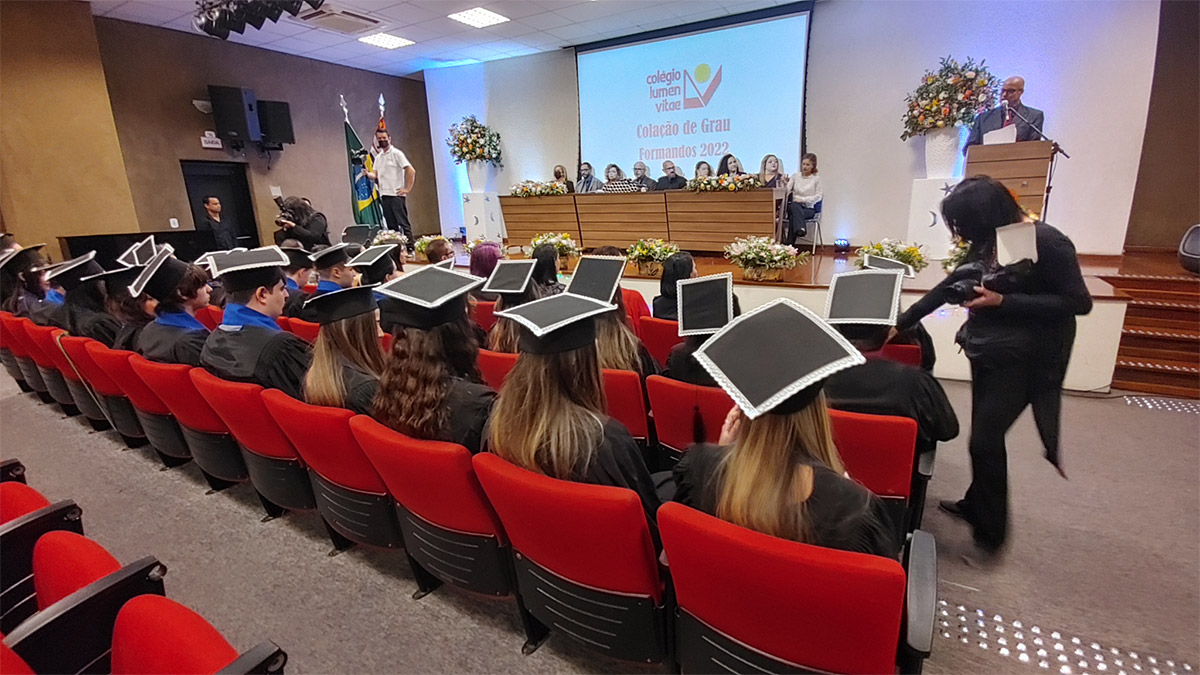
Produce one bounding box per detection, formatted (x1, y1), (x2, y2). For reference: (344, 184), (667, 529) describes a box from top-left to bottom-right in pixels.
(209, 246), (289, 294)
(996, 221), (1038, 266)
(433, 257), (456, 270)
(46, 251), (104, 291)
(194, 248), (247, 274)
(280, 245), (313, 270)
(116, 235), (157, 267)
(128, 245), (194, 302)
(677, 272), (734, 337)
(494, 293), (615, 355)
(376, 265), (483, 331)
(565, 255), (626, 303)
(80, 264), (143, 298)
(302, 285), (378, 325)
(482, 259), (535, 295)
(0, 244), (46, 273)
(694, 299), (864, 419)
(824, 269), (904, 325)
(862, 253), (915, 279)
(347, 245), (396, 282)
(309, 243), (351, 270)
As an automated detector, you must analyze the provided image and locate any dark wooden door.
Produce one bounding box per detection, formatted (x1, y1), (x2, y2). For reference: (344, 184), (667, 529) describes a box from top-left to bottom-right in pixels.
(180, 161), (259, 248)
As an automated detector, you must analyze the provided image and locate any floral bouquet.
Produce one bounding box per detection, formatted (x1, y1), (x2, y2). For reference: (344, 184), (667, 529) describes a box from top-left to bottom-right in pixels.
(854, 239), (930, 273)
(942, 237), (971, 272)
(369, 230), (408, 248)
(627, 238), (679, 276)
(446, 115), (502, 167)
(688, 173), (763, 193)
(510, 180), (568, 197)
(414, 234), (446, 256)
(465, 238), (502, 255)
(901, 56), (998, 140)
(530, 232), (580, 261)
(724, 236), (807, 281)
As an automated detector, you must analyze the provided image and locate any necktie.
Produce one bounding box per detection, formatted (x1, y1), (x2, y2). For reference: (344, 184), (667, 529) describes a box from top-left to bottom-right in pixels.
(1003, 105), (1013, 127)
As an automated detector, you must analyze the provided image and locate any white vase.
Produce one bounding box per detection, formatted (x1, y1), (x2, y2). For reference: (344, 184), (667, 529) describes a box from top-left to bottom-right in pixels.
(466, 161), (491, 192)
(923, 126), (961, 179)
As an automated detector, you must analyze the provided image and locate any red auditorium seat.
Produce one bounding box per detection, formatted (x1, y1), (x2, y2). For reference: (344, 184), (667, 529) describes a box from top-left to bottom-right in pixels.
(194, 305), (223, 332)
(0, 483), (84, 633)
(261, 391), (403, 552)
(22, 323), (79, 414)
(477, 349), (518, 390)
(33, 531), (121, 610)
(865, 343), (923, 368)
(0, 482), (50, 525)
(275, 316), (291, 332)
(1, 644), (34, 675)
(658, 502), (936, 675)
(27, 324), (111, 429)
(59, 337), (147, 447)
(638, 316), (682, 367)
(829, 409), (919, 538)
(110, 596), (286, 675)
(0, 314), (51, 402)
(645, 375), (734, 458)
(287, 318), (320, 343)
(602, 369), (649, 442)
(472, 453), (666, 661)
(351, 416), (511, 598)
(622, 288), (651, 338)
(86, 343), (191, 468)
(471, 300), (497, 332)
(190, 370), (316, 518)
(380, 333), (393, 353)
(0, 311), (32, 393)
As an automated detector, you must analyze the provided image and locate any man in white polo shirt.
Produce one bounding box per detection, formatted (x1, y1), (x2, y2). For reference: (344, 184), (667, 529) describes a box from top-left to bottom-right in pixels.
(366, 128), (417, 250)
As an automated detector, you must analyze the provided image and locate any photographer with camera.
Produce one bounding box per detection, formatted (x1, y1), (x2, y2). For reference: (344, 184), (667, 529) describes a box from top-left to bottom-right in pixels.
(893, 176), (1092, 558)
(273, 196), (331, 248)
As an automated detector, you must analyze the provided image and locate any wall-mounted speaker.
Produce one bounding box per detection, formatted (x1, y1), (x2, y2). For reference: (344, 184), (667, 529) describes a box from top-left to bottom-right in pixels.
(207, 85), (261, 142)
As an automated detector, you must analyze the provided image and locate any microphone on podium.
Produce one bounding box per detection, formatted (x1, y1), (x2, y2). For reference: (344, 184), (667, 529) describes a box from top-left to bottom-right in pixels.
(1001, 99), (1010, 123)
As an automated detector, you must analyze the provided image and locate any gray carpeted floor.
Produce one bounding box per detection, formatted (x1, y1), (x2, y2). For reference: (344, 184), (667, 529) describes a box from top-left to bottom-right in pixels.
(1, 376), (1196, 674)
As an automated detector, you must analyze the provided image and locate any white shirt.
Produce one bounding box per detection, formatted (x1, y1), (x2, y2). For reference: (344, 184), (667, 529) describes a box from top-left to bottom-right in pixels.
(788, 172), (822, 207)
(372, 145), (412, 195)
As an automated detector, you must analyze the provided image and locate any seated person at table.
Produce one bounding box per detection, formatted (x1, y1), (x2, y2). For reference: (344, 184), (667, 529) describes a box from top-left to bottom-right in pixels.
(693, 161), (713, 179)
(374, 267), (497, 454)
(425, 237), (454, 265)
(487, 293), (662, 545)
(632, 161), (657, 191)
(289, 244), (354, 322)
(671, 300), (899, 558)
(758, 154), (786, 188)
(468, 242), (503, 301)
(576, 162), (602, 193)
(530, 243), (564, 297)
(553, 164), (575, 193)
(664, 273), (740, 387)
(302, 286), (386, 416)
(717, 153), (746, 177)
(655, 160), (687, 190)
(201, 247), (312, 400)
(133, 248), (212, 367)
(787, 153), (822, 241)
(651, 252), (695, 320)
(599, 164), (643, 193)
(484, 260), (543, 353)
(49, 252), (121, 347)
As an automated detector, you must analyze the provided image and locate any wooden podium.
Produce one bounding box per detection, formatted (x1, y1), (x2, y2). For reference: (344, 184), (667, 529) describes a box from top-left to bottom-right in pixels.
(965, 140), (1054, 215)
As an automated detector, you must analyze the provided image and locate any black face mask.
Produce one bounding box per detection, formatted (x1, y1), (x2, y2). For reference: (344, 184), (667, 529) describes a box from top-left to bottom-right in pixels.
(378, 139), (389, 148)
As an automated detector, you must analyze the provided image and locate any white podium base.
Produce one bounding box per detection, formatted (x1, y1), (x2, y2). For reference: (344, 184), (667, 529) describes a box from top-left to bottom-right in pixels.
(906, 178), (961, 260)
(462, 192), (506, 242)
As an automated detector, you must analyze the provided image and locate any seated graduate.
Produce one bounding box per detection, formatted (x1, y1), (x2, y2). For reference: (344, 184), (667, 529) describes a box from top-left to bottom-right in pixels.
(468, 242), (503, 301)
(820, 269), (958, 454)
(591, 246), (651, 332)
(671, 299), (900, 559)
(301, 285), (386, 416)
(279, 242), (314, 317)
(424, 237), (454, 265)
(0, 245), (62, 323)
(200, 246), (312, 399)
(90, 265), (151, 351)
(487, 292), (662, 544)
(347, 244), (401, 290)
(290, 244), (355, 322)
(530, 243), (564, 297)
(483, 259), (542, 353)
(133, 246), (212, 367)
(47, 252), (122, 346)
(568, 254), (658, 377)
(652, 251), (695, 320)
(664, 272), (738, 387)
(373, 266), (497, 454)
(378, 268), (483, 384)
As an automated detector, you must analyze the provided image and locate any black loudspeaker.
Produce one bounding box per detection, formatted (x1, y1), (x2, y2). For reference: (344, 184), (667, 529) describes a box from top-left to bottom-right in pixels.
(257, 100), (294, 145)
(208, 85), (261, 142)
(1179, 224), (1200, 275)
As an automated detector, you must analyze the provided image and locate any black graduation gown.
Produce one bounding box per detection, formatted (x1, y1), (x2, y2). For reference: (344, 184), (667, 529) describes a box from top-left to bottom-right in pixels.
(112, 321), (150, 352)
(664, 341), (717, 387)
(283, 288), (314, 319)
(825, 359), (959, 452)
(672, 444), (900, 559)
(442, 378), (496, 455)
(27, 300), (68, 329)
(69, 307), (121, 348)
(636, 342), (661, 378)
(200, 325), (312, 400)
(651, 295), (677, 321)
(137, 321), (209, 367)
(340, 363), (380, 417)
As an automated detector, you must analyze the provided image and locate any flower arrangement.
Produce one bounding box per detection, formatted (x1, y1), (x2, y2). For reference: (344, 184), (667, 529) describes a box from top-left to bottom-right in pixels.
(465, 238), (502, 255)
(627, 238), (679, 276)
(901, 56), (999, 140)
(446, 115), (502, 167)
(369, 230), (408, 247)
(530, 232), (580, 259)
(510, 180), (568, 197)
(688, 173), (763, 193)
(724, 236), (807, 281)
(942, 237), (971, 272)
(414, 234), (446, 256)
(854, 239), (930, 273)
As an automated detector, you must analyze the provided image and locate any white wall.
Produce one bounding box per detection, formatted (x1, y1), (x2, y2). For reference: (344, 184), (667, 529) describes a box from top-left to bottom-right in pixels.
(424, 50), (580, 238)
(806, 0), (1161, 255)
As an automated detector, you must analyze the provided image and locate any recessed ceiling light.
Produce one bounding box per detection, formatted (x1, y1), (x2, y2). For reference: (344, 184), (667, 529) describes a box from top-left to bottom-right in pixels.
(447, 7), (509, 28)
(358, 32), (414, 49)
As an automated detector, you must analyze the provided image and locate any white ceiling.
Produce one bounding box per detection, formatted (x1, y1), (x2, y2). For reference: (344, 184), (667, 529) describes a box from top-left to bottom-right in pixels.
(89, 0), (793, 78)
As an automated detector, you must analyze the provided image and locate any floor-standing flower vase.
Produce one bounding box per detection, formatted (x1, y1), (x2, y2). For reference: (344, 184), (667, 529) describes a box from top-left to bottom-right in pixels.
(466, 161), (491, 192)
(923, 126), (960, 179)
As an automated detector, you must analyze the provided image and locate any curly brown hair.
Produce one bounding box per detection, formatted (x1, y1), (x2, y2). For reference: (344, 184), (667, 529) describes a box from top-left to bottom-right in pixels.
(373, 326), (451, 440)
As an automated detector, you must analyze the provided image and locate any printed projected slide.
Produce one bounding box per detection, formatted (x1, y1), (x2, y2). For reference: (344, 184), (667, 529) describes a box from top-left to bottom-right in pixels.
(578, 13), (809, 180)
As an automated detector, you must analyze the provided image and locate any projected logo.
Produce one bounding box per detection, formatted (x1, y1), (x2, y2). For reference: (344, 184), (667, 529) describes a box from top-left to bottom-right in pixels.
(647, 63), (723, 112)
(683, 63), (722, 109)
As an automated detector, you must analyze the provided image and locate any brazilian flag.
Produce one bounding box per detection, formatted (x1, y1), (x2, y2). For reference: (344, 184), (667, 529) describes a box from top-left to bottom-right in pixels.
(345, 120), (381, 225)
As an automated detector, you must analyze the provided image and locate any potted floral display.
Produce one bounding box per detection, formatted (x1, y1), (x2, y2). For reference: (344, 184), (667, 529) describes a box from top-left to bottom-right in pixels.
(465, 238), (502, 255)
(901, 56), (998, 178)
(530, 232), (580, 270)
(369, 230), (409, 248)
(447, 114), (502, 192)
(510, 180), (568, 197)
(414, 234), (446, 257)
(724, 236), (807, 282)
(687, 173), (763, 193)
(855, 239), (930, 273)
(942, 237), (971, 272)
(626, 238), (679, 277)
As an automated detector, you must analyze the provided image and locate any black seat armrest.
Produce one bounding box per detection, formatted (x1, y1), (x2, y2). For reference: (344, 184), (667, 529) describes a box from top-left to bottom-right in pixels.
(900, 529), (937, 672)
(218, 641), (288, 674)
(0, 459), (26, 483)
(916, 450), (935, 480)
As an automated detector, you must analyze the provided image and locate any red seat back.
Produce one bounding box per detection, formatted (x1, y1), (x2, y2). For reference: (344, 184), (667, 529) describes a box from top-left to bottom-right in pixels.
(302, 283), (317, 294)
(865, 343), (922, 368)
(380, 333), (393, 353)
(12, 319), (55, 369)
(261, 390), (386, 493)
(638, 317), (682, 367)
(85, 344), (170, 415)
(128, 356), (226, 434)
(111, 595), (239, 675)
(472, 453), (660, 601)
(194, 305), (222, 332)
(0, 313), (30, 358)
(477, 349), (518, 391)
(60, 337), (121, 396)
(828, 409), (915, 499)
(659, 502), (905, 674)
(350, 416), (505, 541)
(0, 482), (51, 524)
(621, 288), (651, 338)
(602, 369), (649, 439)
(645, 375), (734, 451)
(32, 531), (121, 610)
(471, 300), (497, 332)
(274, 316), (290, 331)
(190, 370), (300, 461)
(288, 319), (320, 343)
(25, 324), (78, 381)
(1, 644), (34, 675)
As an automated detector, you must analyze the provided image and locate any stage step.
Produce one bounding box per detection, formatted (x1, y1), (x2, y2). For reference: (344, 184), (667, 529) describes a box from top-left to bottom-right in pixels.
(1099, 274), (1200, 297)
(1112, 358), (1200, 399)
(1124, 299), (1200, 325)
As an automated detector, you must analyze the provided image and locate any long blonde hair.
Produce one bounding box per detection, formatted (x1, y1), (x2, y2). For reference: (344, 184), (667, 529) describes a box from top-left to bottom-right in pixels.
(304, 312), (386, 409)
(594, 310), (642, 373)
(486, 286), (543, 353)
(488, 345), (607, 479)
(715, 393), (844, 542)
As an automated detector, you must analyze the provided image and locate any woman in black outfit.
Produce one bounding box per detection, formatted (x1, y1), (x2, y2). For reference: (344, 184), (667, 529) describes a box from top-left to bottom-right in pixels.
(895, 176), (1091, 555)
(273, 196), (332, 248)
(48, 253), (122, 346)
(651, 252), (695, 320)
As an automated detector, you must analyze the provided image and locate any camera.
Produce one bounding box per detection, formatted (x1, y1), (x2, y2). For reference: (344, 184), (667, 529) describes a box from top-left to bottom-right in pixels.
(943, 259), (1034, 305)
(274, 210), (295, 228)
(350, 147), (370, 167)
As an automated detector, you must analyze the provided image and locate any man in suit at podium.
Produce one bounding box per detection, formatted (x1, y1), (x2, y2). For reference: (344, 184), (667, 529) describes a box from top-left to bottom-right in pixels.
(964, 76), (1045, 152)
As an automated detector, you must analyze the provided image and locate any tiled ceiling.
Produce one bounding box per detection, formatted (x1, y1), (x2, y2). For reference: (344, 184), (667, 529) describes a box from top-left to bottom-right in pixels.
(89, 1), (793, 78)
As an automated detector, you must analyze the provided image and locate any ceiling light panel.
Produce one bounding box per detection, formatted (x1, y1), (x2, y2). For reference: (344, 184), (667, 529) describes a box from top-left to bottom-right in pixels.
(358, 32), (415, 49)
(447, 7), (510, 28)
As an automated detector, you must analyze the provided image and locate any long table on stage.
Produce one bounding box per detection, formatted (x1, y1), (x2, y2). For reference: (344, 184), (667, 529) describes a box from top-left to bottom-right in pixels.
(498, 189), (785, 252)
